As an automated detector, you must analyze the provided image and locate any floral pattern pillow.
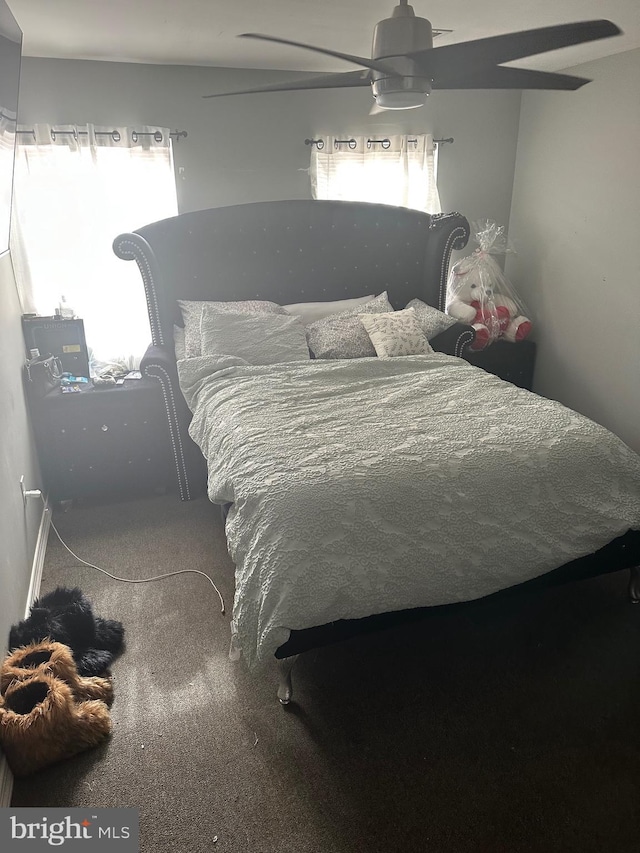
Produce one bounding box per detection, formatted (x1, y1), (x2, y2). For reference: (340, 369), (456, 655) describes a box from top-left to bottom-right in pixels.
(178, 299), (288, 358)
(405, 298), (457, 340)
(306, 291), (394, 359)
(358, 308), (434, 358)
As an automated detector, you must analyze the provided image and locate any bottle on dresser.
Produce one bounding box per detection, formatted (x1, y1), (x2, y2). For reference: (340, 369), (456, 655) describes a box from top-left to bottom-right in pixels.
(56, 295), (75, 319)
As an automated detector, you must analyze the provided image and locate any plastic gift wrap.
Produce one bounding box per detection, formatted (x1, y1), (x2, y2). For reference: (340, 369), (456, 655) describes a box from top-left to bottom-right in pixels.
(445, 220), (532, 350)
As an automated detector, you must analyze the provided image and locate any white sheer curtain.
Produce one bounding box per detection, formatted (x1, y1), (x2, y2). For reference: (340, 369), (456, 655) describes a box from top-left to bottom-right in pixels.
(310, 133), (441, 215)
(11, 124), (178, 369)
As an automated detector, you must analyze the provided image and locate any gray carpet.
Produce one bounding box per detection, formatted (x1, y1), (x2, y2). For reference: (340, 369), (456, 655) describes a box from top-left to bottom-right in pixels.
(11, 493), (640, 853)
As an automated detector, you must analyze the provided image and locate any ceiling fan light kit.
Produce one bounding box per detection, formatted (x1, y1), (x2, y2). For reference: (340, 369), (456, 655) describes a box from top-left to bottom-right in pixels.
(203, 3), (621, 111)
(371, 2), (433, 109)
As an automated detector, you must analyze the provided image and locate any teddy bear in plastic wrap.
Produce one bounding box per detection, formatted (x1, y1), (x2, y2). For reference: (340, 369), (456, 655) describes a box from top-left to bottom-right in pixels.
(446, 220), (532, 351)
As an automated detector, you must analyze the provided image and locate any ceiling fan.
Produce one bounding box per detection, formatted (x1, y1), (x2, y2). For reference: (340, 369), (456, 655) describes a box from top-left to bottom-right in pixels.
(203, 1), (621, 111)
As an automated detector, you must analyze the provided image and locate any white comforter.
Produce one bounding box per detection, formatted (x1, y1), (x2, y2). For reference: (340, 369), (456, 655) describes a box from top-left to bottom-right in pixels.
(178, 353), (640, 668)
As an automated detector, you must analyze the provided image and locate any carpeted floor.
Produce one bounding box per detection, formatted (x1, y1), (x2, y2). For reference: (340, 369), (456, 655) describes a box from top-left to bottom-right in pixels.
(11, 492), (640, 852)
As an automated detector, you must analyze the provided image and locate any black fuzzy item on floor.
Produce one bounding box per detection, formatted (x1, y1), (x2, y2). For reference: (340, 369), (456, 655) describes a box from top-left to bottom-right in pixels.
(8, 587), (124, 676)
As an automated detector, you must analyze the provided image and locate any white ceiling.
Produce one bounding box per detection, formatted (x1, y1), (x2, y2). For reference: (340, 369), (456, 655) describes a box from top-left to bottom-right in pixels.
(6, 0), (640, 73)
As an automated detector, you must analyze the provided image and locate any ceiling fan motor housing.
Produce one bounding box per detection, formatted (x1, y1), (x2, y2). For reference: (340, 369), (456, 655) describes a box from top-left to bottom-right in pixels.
(371, 3), (433, 108)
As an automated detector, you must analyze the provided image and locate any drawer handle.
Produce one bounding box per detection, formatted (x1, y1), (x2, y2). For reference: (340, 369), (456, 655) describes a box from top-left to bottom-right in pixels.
(101, 424), (108, 432)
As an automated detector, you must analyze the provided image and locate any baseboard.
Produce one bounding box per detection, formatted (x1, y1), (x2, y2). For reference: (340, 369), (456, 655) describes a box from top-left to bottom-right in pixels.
(0, 494), (51, 807)
(24, 494), (51, 617)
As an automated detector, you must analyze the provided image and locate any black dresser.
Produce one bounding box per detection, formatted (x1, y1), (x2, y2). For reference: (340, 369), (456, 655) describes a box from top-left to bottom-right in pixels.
(28, 378), (175, 501)
(464, 339), (536, 390)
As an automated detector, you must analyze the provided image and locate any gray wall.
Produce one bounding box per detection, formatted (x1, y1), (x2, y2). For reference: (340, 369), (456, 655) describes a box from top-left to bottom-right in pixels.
(17, 58), (521, 231)
(0, 250), (43, 654)
(506, 48), (640, 454)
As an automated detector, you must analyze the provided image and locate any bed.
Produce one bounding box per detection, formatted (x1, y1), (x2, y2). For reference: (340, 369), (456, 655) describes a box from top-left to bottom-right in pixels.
(113, 200), (640, 703)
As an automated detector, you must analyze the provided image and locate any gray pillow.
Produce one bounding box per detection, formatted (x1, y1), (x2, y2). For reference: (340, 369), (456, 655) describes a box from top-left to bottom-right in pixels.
(200, 309), (310, 365)
(178, 298), (288, 358)
(306, 291), (394, 359)
(405, 298), (456, 340)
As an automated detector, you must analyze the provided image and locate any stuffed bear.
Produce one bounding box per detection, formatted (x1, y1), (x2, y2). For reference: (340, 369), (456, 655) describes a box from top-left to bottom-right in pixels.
(446, 259), (531, 350)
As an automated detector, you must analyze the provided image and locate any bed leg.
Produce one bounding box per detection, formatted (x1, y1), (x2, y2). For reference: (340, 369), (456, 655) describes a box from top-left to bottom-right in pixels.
(276, 655), (298, 706)
(629, 566), (640, 604)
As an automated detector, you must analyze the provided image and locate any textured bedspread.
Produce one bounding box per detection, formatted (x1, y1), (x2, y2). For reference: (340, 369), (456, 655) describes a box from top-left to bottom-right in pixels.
(178, 353), (640, 667)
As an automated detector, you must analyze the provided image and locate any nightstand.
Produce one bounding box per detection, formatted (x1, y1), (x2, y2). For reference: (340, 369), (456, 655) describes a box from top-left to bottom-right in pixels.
(464, 339), (536, 390)
(27, 378), (175, 501)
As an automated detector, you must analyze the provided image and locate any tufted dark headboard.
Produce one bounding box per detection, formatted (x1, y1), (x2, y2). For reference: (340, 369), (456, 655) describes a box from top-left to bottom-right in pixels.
(114, 200), (469, 351)
(114, 200), (470, 499)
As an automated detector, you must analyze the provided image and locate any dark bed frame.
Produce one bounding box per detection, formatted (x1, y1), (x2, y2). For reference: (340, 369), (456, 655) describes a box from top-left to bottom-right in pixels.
(114, 199), (640, 703)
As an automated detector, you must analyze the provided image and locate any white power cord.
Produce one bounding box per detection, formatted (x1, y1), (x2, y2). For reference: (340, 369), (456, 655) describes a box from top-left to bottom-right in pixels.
(30, 490), (225, 614)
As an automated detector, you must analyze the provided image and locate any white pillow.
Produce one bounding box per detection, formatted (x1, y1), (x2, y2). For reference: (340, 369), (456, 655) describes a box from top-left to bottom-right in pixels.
(306, 292), (394, 359)
(406, 298), (457, 340)
(173, 324), (186, 361)
(200, 309), (310, 365)
(178, 299), (288, 358)
(284, 295), (374, 325)
(358, 308), (434, 358)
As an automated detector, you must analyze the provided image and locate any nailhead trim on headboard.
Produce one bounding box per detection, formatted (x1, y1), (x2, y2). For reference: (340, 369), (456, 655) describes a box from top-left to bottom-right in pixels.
(453, 329), (475, 357)
(142, 363), (190, 500)
(438, 224), (469, 312)
(113, 236), (165, 347)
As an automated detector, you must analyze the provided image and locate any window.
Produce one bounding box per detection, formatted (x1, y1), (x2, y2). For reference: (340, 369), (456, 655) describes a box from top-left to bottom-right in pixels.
(11, 124), (179, 370)
(310, 133), (441, 214)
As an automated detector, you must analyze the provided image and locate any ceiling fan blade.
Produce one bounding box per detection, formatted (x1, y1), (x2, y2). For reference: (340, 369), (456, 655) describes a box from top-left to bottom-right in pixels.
(203, 70), (371, 99)
(409, 19), (621, 72)
(433, 66), (590, 91)
(239, 32), (396, 75)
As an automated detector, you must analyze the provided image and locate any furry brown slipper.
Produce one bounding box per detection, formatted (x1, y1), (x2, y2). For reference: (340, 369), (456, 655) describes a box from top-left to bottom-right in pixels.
(0, 672), (112, 776)
(0, 641), (114, 705)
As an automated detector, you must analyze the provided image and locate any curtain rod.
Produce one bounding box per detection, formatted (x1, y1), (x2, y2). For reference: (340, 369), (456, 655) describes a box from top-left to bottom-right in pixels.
(15, 127), (188, 142)
(305, 136), (453, 150)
